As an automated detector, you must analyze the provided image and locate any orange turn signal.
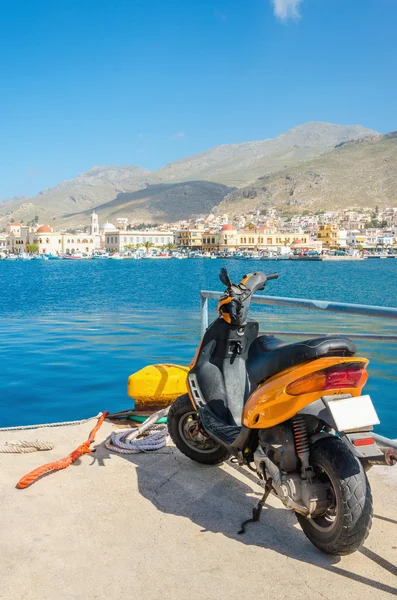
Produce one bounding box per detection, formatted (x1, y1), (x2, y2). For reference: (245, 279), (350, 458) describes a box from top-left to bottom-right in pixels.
(286, 371), (327, 396)
(286, 365), (368, 396)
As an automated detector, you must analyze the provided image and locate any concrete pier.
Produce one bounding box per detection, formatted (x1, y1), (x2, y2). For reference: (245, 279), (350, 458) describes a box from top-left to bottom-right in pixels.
(1, 419), (396, 600)
(322, 255), (365, 261)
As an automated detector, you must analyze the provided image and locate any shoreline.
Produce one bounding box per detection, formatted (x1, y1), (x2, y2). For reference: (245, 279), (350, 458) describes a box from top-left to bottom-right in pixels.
(1, 254), (396, 262)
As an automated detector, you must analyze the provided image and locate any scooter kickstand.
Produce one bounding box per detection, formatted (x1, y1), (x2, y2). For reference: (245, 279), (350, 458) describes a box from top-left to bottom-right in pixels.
(238, 478), (273, 535)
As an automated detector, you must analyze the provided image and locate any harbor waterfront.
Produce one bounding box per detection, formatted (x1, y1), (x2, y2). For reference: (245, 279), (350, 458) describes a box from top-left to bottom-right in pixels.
(3, 209), (397, 261)
(1, 258), (397, 436)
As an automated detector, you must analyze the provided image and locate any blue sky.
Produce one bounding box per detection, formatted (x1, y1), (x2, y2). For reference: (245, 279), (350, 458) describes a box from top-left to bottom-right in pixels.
(1, 0), (396, 200)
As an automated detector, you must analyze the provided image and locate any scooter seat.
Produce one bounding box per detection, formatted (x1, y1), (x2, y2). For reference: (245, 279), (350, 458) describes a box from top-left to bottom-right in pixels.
(247, 335), (356, 387)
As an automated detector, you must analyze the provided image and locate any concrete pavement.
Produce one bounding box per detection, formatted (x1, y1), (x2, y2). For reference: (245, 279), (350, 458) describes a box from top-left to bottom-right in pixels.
(1, 419), (396, 600)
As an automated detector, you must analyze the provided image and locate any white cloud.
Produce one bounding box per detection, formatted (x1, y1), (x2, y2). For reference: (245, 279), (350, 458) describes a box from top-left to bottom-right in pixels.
(271, 0), (303, 21)
(169, 131), (186, 140)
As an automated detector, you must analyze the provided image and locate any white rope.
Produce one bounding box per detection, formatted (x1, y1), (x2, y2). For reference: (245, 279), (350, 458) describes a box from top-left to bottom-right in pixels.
(0, 440), (54, 453)
(0, 413), (102, 432)
(105, 407), (170, 454)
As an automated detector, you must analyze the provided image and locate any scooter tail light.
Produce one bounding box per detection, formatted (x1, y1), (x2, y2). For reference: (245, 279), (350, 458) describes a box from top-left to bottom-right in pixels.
(286, 364), (368, 396)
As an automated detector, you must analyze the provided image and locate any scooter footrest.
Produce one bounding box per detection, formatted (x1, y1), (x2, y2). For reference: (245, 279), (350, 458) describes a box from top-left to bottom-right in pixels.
(199, 406), (241, 445)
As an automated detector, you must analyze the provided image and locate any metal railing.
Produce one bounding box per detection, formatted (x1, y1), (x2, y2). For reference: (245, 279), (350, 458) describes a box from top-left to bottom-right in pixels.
(200, 291), (397, 340)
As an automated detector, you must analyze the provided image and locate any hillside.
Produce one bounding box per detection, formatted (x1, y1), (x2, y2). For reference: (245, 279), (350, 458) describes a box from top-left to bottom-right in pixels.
(61, 181), (234, 226)
(0, 122), (378, 227)
(157, 122), (375, 186)
(215, 133), (397, 216)
(0, 165), (155, 227)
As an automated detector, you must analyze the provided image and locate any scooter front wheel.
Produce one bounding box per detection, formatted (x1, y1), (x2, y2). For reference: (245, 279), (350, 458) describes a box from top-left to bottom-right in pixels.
(168, 394), (230, 465)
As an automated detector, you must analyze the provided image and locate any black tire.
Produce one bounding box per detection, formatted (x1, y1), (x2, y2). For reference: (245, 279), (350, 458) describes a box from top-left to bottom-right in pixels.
(296, 436), (373, 555)
(168, 394), (230, 465)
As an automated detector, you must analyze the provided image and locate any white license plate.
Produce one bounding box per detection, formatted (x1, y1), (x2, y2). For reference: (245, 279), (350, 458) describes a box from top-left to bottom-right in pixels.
(327, 395), (380, 432)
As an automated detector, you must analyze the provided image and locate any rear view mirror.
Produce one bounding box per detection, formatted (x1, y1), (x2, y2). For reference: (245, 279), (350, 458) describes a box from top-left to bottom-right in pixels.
(219, 267), (232, 288)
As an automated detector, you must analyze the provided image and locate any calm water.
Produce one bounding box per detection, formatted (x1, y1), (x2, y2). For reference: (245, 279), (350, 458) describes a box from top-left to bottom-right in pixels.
(0, 259), (396, 437)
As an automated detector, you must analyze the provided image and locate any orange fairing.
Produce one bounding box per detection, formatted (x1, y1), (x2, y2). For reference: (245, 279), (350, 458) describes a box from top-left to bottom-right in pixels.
(217, 295), (233, 323)
(241, 273), (254, 285)
(217, 295), (232, 310)
(242, 357), (369, 429)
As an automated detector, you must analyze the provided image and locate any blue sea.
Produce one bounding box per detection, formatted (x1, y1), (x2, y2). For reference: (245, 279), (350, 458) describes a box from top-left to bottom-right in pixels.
(0, 259), (396, 437)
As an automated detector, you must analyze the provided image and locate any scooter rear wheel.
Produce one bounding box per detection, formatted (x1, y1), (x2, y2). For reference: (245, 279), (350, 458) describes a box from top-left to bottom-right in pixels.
(296, 436), (373, 555)
(168, 394), (230, 465)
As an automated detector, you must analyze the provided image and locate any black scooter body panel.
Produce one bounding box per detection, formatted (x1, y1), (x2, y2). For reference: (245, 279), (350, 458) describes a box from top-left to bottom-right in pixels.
(197, 402), (258, 458)
(189, 317), (259, 427)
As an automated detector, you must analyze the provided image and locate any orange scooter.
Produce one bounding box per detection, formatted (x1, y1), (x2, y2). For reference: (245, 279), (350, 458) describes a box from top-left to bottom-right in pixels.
(168, 268), (395, 555)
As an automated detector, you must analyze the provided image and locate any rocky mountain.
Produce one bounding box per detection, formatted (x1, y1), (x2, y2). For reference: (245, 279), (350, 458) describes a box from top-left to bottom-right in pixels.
(0, 166), (154, 227)
(0, 122), (379, 227)
(61, 181), (234, 226)
(216, 132), (397, 216)
(157, 122), (376, 186)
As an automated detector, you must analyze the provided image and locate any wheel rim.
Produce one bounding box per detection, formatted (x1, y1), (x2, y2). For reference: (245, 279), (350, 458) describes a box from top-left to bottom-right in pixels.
(309, 464), (339, 533)
(178, 411), (220, 454)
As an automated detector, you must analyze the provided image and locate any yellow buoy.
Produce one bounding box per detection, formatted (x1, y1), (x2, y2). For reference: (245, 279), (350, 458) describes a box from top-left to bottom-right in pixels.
(128, 363), (189, 411)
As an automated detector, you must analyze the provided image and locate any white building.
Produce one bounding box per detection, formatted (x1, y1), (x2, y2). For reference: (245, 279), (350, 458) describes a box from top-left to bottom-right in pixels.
(346, 230), (367, 247)
(0, 233), (7, 254)
(4, 223), (98, 255)
(105, 230), (174, 253)
(338, 230), (348, 248)
(116, 218), (129, 230)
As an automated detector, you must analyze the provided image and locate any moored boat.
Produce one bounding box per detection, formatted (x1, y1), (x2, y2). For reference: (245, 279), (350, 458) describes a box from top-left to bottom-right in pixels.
(108, 253), (124, 260)
(64, 252), (85, 260)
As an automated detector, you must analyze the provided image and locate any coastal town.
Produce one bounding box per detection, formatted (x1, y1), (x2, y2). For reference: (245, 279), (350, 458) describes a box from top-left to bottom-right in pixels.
(1, 205), (397, 259)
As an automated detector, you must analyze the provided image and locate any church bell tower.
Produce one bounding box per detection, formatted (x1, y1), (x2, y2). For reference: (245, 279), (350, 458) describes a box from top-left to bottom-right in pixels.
(90, 211), (99, 235)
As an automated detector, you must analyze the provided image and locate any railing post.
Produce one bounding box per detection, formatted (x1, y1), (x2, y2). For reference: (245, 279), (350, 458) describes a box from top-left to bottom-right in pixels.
(200, 293), (209, 338)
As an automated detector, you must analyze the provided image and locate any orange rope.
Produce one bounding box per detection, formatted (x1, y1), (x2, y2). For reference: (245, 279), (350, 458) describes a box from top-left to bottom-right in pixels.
(16, 411), (109, 489)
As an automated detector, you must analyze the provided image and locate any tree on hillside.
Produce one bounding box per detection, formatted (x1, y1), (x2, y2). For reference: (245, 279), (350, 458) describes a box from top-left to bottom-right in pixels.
(365, 211), (387, 228)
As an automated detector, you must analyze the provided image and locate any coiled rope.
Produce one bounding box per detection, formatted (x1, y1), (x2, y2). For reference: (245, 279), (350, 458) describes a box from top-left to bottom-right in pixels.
(0, 440), (54, 453)
(105, 407), (170, 454)
(16, 411), (109, 489)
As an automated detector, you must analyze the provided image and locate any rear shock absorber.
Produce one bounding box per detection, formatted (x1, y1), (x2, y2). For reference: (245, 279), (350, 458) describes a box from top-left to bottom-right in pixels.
(292, 415), (312, 479)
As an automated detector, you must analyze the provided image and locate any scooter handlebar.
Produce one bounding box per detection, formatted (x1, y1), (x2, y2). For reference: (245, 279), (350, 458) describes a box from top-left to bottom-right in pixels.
(218, 269), (279, 327)
(242, 271), (279, 294)
(265, 272), (279, 281)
